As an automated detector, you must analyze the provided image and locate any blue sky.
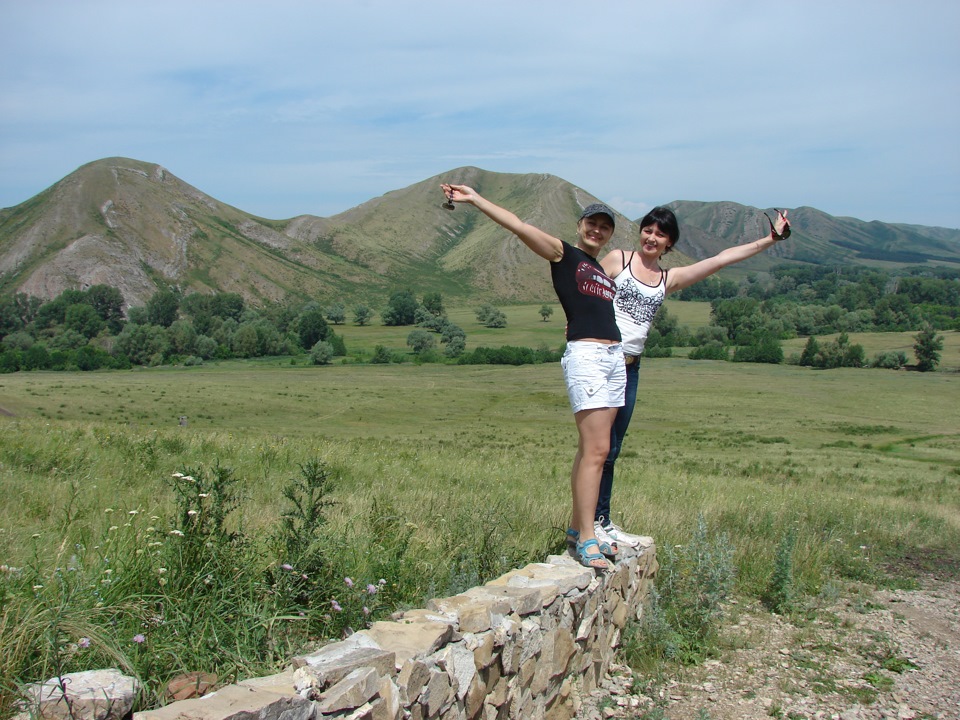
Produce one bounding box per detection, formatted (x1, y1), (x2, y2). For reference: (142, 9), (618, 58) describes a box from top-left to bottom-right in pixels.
(2, 0), (959, 228)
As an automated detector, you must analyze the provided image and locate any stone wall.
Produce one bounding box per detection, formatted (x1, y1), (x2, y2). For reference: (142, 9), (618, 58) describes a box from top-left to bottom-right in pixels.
(24, 543), (657, 720)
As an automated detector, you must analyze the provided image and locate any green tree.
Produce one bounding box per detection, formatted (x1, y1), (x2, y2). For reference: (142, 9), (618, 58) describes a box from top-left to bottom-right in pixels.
(298, 308), (330, 350)
(422, 292), (444, 317)
(146, 289), (181, 327)
(353, 304), (373, 326)
(799, 336), (820, 366)
(181, 293), (215, 334)
(113, 324), (170, 365)
(873, 294), (920, 331)
(325, 303), (346, 325)
(710, 297), (762, 342)
(75, 345), (111, 371)
(85, 284), (126, 333)
(475, 304), (495, 323)
(49, 329), (89, 351)
(406, 329), (436, 354)
(195, 335), (219, 360)
(382, 290), (419, 326)
(652, 306), (677, 337)
(2, 330), (34, 351)
(538, 304), (553, 322)
(913, 324), (943, 372)
(64, 303), (105, 339)
(732, 334), (783, 364)
(310, 340), (335, 365)
(0, 293), (42, 338)
(167, 319), (198, 356)
(476, 304), (507, 328)
(21, 344), (51, 371)
(210, 293), (245, 321)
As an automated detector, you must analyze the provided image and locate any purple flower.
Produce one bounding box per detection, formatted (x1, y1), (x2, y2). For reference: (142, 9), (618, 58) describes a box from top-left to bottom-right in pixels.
(344, 577), (354, 588)
(366, 584), (378, 595)
(132, 634), (146, 644)
(281, 563), (293, 571)
(78, 637), (91, 649)
(362, 606), (371, 616)
(331, 600), (342, 612)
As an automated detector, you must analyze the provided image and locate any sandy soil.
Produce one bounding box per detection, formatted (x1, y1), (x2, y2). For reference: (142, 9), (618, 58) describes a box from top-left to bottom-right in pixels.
(577, 576), (960, 720)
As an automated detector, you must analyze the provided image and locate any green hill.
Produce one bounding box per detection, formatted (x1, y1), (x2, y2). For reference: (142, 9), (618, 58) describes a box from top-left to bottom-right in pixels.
(1, 157), (958, 311)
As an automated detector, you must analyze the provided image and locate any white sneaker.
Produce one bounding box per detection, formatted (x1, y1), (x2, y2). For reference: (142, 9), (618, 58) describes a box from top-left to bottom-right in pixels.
(597, 518), (652, 549)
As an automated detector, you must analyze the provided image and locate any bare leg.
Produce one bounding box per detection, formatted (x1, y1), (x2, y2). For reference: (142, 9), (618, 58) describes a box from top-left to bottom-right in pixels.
(570, 407), (618, 546)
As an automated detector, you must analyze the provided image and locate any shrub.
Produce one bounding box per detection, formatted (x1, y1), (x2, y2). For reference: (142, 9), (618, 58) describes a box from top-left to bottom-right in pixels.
(310, 340), (335, 365)
(688, 342), (728, 361)
(457, 345), (560, 366)
(732, 335), (783, 364)
(871, 351), (907, 369)
(370, 344), (393, 364)
(644, 345), (672, 358)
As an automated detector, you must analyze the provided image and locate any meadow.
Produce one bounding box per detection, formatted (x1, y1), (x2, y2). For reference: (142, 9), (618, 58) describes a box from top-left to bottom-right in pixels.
(1, 303), (958, 712)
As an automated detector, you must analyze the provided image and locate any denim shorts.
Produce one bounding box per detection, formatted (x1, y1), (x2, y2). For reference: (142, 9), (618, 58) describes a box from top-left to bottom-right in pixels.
(560, 341), (626, 413)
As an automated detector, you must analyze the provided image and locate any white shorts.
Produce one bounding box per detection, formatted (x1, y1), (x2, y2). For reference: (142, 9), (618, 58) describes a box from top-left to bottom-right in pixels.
(560, 341), (626, 413)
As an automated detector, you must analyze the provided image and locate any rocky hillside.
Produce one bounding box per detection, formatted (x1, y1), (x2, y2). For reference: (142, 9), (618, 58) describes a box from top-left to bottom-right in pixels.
(1, 157), (958, 310)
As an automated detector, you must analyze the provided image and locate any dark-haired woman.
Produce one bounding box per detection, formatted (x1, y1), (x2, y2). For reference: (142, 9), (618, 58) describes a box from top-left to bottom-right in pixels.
(594, 206), (792, 550)
(441, 182), (623, 571)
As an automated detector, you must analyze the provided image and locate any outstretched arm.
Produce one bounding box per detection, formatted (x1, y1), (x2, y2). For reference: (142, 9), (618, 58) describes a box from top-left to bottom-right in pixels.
(441, 183), (564, 262)
(666, 210), (791, 294)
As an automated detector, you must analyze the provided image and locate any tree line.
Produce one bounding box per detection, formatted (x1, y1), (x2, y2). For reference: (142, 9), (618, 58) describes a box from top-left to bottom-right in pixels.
(0, 286), (527, 372)
(0, 262), (955, 373)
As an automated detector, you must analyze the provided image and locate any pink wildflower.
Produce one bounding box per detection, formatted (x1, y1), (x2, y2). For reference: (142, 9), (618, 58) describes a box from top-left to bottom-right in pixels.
(366, 584), (378, 595)
(344, 577), (354, 588)
(133, 634), (146, 644)
(78, 637), (91, 648)
(331, 600), (343, 612)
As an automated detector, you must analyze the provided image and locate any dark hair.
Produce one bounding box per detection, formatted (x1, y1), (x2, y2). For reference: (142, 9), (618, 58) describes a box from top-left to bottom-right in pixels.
(639, 206), (679, 253)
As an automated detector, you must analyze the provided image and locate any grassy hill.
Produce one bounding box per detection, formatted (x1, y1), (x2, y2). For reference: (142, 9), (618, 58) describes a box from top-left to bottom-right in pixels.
(2, 158), (958, 313)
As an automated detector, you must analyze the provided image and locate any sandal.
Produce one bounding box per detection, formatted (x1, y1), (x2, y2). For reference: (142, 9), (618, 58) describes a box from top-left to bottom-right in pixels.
(763, 208), (792, 241)
(575, 538), (610, 571)
(566, 527), (618, 558)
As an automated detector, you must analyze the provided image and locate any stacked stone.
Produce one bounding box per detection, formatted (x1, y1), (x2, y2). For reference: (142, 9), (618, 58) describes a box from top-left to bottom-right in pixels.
(18, 542), (656, 720)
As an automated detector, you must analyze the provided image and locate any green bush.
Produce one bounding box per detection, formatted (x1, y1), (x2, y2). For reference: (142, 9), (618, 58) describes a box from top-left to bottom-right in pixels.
(871, 351), (907, 369)
(688, 342), (728, 361)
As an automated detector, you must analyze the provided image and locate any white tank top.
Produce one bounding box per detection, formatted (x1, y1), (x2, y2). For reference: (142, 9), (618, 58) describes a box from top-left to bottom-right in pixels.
(612, 252), (667, 355)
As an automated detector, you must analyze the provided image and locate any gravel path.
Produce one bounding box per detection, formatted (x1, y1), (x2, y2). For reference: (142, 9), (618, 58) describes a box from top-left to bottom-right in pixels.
(577, 576), (960, 720)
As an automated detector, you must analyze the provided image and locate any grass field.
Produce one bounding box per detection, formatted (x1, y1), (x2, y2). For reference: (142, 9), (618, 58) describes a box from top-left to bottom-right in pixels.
(2, 355), (957, 567)
(325, 300), (715, 356)
(334, 301), (960, 370)
(1, 312), (958, 711)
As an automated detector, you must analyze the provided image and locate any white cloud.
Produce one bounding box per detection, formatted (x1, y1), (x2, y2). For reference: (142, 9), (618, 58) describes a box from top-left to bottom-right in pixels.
(1, 0), (959, 227)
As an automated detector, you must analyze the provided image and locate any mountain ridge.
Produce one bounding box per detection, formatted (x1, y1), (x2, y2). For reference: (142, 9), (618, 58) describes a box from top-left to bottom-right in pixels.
(1, 157), (958, 310)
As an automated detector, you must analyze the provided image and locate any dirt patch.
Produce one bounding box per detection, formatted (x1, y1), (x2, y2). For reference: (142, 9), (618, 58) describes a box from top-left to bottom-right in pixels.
(577, 576), (960, 719)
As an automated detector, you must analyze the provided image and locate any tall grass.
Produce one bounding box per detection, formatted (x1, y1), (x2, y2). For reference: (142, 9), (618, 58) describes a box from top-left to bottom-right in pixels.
(1, 356), (958, 715)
